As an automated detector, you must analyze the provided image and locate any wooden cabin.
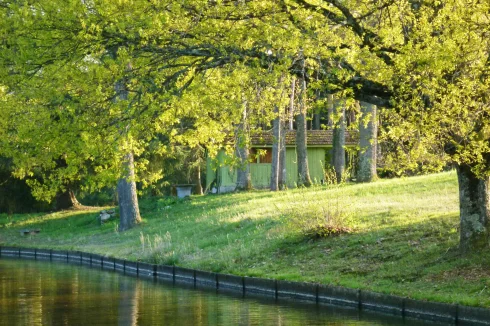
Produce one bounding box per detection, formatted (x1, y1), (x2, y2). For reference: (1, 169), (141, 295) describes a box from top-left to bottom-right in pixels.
(206, 130), (357, 193)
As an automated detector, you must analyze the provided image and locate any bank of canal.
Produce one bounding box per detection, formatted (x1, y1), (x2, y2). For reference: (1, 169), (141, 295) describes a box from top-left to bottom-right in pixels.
(0, 257), (436, 326)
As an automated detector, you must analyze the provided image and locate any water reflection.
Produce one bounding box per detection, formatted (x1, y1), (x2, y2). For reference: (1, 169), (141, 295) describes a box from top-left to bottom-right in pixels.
(0, 258), (439, 325)
(118, 278), (139, 326)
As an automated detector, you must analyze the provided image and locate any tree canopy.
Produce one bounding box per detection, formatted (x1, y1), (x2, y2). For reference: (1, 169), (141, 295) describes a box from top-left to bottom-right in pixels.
(1, 0), (489, 249)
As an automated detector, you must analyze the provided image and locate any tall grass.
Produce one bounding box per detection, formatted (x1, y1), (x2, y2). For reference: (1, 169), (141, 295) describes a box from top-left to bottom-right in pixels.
(285, 188), (354, 238)
(139, 231), (179, 265)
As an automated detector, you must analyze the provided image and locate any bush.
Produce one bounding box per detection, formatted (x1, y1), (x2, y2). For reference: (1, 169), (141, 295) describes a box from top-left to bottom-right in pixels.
(304, 212), (352, 238)
(286, 191), (353, 239)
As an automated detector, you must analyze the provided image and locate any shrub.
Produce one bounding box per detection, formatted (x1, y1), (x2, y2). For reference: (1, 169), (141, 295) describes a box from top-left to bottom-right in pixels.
(303, 209), (352, 238)
(286, 192), (353, 239)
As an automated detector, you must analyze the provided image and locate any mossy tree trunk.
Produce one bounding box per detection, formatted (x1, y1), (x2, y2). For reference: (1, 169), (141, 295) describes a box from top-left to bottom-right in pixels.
(235, 103), (251, 191)
(357, 101), (378, 183)
(235, 142), (251, 191)
(456, 164), (490, 252)
(117, 152), (141, 232)
(295, 58), (312, 187)
(271, 75), (286, 191)
(278, 117), (287, 190)
(296, 112), (312, 187)
(115, 71), (141, 231)
(270, 105), (281, 191)
(332, 99), (346, 183)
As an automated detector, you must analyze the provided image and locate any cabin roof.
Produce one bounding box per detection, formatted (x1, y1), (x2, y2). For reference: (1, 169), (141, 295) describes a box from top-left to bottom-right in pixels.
(250, 130), (357, 146)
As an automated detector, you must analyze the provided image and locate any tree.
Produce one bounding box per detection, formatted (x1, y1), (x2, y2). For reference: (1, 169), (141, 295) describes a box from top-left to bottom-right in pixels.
(113, 66), (142, 230)
(235, 102), (252, 191)
(270, 104), (281, 191)
(1, 1), (171, 225)
(295, 55), (313, 187)
(332, 98), (346, 183)
(357, 101), (377, 183)
(0, 0), (276, 224)
(270, 103), (288, 191)
(55, 188), (81, 211)
(2, 0), (489, 249)
(270, 75), (287, 191)
(117, 152), (141, 231)
(278, 116), (288, 190)
(283, 0), (490, 251)
(0, 157), (51, 214)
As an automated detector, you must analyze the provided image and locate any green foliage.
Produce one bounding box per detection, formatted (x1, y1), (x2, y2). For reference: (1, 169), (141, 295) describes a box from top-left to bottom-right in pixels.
(0, 1), (293, 202)
(0, 157), (52, 214)
(0, 0), (489, 251)
(323, 165), (339, 185)
(77, 187), (116, 207)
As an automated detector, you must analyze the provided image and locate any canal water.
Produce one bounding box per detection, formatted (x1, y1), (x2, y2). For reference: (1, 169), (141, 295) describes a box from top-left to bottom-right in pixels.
(0, 258), (441, 325)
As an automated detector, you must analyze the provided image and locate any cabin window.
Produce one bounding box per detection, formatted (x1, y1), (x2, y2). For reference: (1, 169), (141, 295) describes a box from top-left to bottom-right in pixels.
(249, 148), (272, 163)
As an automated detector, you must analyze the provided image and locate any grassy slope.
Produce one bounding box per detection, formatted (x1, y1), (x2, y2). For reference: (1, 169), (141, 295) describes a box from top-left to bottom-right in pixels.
(1, 171), (489, 307)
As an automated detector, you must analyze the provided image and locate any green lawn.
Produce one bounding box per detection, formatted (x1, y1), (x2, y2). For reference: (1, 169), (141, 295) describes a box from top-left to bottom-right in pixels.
(1, 171), (489, 308)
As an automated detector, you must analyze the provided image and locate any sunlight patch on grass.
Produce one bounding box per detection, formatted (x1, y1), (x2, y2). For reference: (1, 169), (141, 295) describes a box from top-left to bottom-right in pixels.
(3, 171), (490, 307)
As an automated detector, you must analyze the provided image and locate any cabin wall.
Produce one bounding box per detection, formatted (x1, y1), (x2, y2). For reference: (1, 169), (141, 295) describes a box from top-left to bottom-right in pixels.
(285, 147), (327, 187)
(207, 147), (330, 192)
(308, 147), (328, 184)
(217, 150), (237, 193)
(250, 164), (272, 188)
(285, 148), (298, 187)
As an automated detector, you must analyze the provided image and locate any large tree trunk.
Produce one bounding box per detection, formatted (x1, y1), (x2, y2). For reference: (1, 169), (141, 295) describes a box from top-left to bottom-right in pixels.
(235, 103), (252, 191)
(279, 117), (287, 190)
(118, 152), (141, 232)
(55, 187), (80, 210)
(296, 59), (312, 187)
(456, 164), (490, 252)
(332, 99), (346, 183)
(357, 101), (378, 182)
(115, 65), (141, 231)
(235, 142), (251, 190)
(296, 113), (312, 187)
(271, 75), (286, 191)
(270, 105), (281, 191)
